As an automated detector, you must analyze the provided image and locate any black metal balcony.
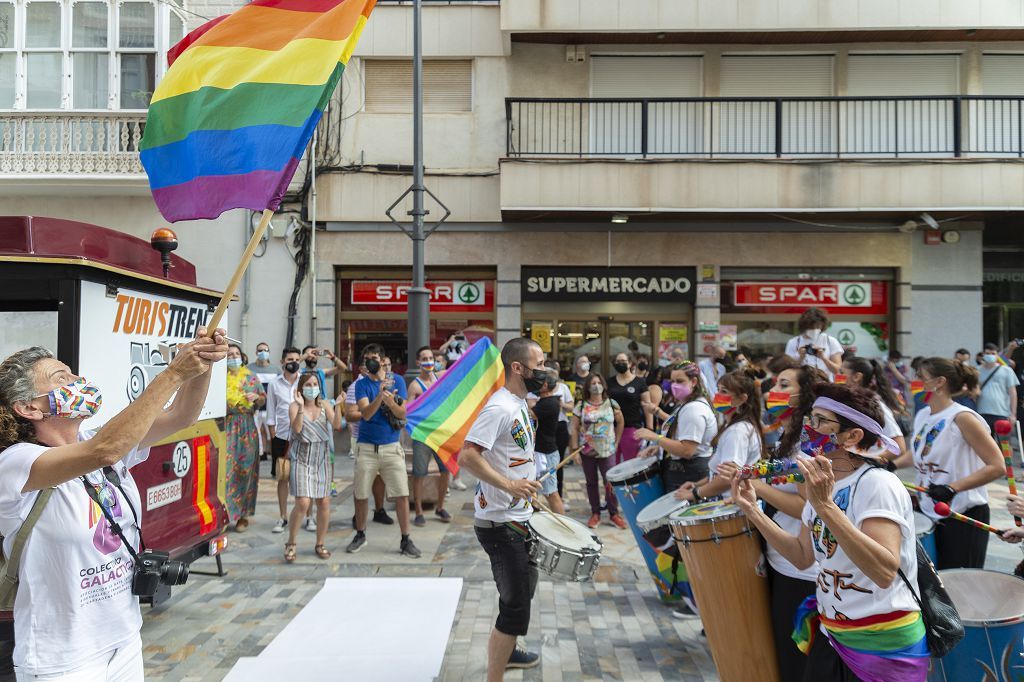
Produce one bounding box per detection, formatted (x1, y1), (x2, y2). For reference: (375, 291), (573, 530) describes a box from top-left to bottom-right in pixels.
(505, 96), (1024, 159)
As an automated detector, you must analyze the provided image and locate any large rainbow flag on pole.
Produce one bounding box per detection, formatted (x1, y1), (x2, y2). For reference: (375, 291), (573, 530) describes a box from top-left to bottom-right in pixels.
(140, 0), (376, 222)
(405, 338), (505, 476)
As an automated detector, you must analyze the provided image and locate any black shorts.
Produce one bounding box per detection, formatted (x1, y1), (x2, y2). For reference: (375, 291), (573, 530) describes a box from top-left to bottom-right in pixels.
(270, 437), (290, 478)
(475, 523), (538, 637)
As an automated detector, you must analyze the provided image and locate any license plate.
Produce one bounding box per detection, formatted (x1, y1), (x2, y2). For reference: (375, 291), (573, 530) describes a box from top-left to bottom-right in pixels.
(208, 535), (228, 556)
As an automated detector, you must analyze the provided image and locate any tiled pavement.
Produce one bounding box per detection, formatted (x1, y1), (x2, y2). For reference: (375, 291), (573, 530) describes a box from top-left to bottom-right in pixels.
(140, 455), (1023, 681)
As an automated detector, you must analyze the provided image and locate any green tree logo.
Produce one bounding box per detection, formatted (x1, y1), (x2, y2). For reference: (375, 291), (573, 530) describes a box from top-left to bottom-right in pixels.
(843, 285), (866, 306)
(837, 329), (856, 346)
(458, 283), (481, 304)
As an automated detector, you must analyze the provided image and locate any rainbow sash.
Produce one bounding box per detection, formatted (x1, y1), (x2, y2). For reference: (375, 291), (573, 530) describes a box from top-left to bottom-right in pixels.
(793, 597), (928, 682)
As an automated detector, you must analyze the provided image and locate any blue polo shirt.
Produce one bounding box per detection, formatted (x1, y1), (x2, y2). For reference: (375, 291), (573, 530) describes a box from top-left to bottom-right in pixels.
(355, 374), (408, 444)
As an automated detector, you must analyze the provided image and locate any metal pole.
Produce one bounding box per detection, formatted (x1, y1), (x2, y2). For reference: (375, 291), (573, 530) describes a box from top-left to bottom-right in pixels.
(310, 128), (318, 345)
(406, 0), (429, 378)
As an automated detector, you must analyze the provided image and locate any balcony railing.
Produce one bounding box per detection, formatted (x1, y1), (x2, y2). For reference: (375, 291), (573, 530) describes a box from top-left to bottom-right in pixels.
(506, 96), (1024, 159)
(0, 112), (146, 176)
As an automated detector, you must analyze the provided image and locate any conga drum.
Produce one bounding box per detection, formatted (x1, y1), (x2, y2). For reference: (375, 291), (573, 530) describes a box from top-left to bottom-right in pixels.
(606, 457), (671, 601)
(669, 501), (780, 682)
(928, 569), (1024, 682)
(635, 491), (695, 610)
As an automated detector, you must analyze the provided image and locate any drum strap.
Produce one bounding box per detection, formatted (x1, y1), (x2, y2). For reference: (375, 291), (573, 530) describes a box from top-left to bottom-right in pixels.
(504, 521), (532, 539)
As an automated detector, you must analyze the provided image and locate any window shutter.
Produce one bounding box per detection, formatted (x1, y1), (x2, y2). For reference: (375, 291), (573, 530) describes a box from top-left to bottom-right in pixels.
(847, 54), (959, 96)
(719, 55), (833, 96)
(364, 59), (472, 113)
(982, 54), (1024, 95)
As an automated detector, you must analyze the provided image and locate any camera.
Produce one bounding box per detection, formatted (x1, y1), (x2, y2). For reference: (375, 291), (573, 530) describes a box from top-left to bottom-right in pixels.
(132, 549), (188, 597)
(803, 344), (818, 356)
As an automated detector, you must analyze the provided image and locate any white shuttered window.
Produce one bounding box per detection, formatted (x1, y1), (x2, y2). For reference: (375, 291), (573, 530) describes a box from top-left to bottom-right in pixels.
(974, 54), (1024, 154)
(364, 59), (472, 114)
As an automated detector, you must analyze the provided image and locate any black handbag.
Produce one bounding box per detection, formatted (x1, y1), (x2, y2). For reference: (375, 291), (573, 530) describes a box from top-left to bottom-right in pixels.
(897, 542), (965, 658)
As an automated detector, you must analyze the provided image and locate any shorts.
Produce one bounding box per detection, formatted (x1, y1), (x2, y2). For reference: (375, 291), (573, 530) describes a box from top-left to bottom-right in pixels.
(536, 451), (559, 496)
(354, 441), (409, 499)
(475, 523), (539, 637)
(411, 440), (445, 477)
(270, 436), (290, 479)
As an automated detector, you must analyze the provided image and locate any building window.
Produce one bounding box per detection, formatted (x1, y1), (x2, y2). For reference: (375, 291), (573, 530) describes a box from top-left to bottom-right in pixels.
(364, 59), (473, 114)
(0, 0), (184, 110)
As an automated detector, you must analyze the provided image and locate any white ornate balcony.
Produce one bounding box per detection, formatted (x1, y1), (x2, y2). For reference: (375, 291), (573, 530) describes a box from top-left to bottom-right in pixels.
(0, 112), (146, 179)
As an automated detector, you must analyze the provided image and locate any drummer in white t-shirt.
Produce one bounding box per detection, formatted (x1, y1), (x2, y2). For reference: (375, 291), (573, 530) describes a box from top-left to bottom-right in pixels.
(459, 338), (547, 681)
(733, 384), (926, 680)
(0, 328), (226, 680)
(676, 369), (765, 505)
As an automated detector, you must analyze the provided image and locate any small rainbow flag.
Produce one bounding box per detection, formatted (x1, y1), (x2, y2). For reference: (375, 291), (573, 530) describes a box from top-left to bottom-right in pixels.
(765, 391), (792, 418)
(141, 0), (376, 222)
(405, 338), (505, 475)
(910, 380), (925, 400)
(712, 393), (734, 414)
(997, 354), (1011, 367)
(833, 373), (848, 385)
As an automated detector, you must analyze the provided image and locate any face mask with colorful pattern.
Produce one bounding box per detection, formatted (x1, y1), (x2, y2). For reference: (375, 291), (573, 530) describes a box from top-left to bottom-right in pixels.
(38, 378), (103, 419)
(799, 424), (838, 457)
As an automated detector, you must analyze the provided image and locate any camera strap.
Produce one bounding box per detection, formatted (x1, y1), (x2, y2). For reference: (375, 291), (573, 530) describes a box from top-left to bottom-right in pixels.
(80, 470), (143, 565)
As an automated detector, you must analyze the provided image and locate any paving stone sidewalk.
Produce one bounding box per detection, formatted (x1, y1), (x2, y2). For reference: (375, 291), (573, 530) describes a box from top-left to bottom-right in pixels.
(140, 456), (1022, 681)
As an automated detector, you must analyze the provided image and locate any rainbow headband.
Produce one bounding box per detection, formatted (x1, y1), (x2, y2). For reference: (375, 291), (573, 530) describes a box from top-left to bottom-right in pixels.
(812, 396), (900, 457)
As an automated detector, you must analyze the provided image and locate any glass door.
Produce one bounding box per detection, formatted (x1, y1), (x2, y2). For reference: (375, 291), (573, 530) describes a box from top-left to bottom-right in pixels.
(556, 321), (602, 376)
(606, 321), (654, 366)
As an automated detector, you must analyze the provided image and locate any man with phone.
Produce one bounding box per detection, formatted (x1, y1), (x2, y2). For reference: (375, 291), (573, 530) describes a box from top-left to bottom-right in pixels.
(347, 343), (420, 557)
(301, 345), (348, 400)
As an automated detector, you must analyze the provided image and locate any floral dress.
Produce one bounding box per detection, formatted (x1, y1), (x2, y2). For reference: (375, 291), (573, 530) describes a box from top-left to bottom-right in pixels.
(225, 368), (264, 521)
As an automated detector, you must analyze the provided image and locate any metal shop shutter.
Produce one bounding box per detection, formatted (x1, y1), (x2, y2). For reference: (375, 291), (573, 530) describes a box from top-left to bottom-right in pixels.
(364, 59), (472, 114)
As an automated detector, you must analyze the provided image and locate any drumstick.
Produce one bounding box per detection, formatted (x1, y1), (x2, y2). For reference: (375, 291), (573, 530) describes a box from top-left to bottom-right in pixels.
(530, 494), (574, 532)
(995, 420), (1022, 527)
(903, 482), (1006, 536)
(536, 446), (584, 484)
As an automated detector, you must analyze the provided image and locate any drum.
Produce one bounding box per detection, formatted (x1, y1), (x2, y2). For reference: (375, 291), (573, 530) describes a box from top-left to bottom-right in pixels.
(606, 457), (673, 601)
(928, 569), (1024, 682)
(670, 501), (781, 682)
(635, 491), (696, 610)
(527, 512), (603, 582)
(914, 511), (938, 566)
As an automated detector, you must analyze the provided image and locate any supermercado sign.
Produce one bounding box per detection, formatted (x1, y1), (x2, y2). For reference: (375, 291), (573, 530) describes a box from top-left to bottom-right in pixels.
(733, 281), (887, 314)
(522, 267), (696, 303)
(78, 280), (227, 430)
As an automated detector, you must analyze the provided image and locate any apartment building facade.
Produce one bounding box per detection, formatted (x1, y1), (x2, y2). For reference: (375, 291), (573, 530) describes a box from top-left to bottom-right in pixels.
(3, 0), (1023, 373)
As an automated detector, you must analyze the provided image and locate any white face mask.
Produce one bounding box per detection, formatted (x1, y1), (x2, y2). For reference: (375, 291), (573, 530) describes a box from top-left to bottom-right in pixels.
(579, 362), (590, 372)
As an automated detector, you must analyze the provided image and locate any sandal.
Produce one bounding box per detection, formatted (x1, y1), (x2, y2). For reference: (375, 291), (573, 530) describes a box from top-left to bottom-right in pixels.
(314, 544), (331, 560)
(284, 543), (297, 563)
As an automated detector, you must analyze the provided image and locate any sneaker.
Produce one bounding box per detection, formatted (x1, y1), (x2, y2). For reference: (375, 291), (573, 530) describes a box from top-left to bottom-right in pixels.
(330, 481), (339, 497)
(587, 514), (600, 529)
(373, 508), (395, 525)
(304, 517), (317, 532)
(451, 478), (467, 491)
(609, 514), (628, 530)
(346, 533), (366, 554)
(400, 537), (422, 558)
(506, 647), (539, 669)
(672, 603), (700, 620)
(347, 450), (355, 459)
(413, 514), (426, 527)
(271, 518), (287, 534)
(435, 508), (452, 522)
(562, 500), (571, 513)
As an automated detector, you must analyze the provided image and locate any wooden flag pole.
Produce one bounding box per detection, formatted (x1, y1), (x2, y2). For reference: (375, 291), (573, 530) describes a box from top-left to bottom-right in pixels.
(206, 208), (273, 336)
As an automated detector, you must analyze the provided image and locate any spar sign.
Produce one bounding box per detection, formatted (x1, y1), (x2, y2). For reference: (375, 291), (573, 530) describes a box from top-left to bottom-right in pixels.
(348, 280), (493, 312)
(733, 282), (884, 312)
(77, 280), (227, 430)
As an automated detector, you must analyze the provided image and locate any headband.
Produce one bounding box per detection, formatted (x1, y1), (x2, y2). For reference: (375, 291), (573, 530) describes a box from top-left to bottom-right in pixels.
(812, 396), (900, 457)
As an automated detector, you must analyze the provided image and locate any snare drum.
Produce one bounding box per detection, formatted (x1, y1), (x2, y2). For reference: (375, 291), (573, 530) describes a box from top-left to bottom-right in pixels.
(914, 511), (938, 566)
(527, 512), (603, 583)
(670, 501), (781, 682)
(635, 492), (695, 610)
(928, 569), (1024, 682)
(606, 457), (673, 600)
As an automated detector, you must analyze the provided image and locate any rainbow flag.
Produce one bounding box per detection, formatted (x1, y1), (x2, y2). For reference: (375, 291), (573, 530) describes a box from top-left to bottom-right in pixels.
(997, 354), (1011, 367)
(793, 597), (928, 682)
(765, 391), (792, 418)
(140, 0), (376, 222)
(833, 373), (848, 385)
(405, 338), (505, 475)
(712, 393), (734, 415)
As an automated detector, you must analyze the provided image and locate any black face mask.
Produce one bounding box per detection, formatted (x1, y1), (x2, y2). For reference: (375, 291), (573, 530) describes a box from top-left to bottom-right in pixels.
(284, 361), (301, 374)
(305, 358), (318, 368)
(613, 362), (629, 374)
(522, 367), (546, 393)
(365, 358), (381, 375)
(637, 362), (649, 372)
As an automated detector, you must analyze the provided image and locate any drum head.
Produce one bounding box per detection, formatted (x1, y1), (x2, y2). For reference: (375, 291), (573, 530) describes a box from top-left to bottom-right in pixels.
(637, 492), (690, 531)
(607, 457), (658, 484)
(669, 500), (742, 526)
(531, 512), (601, 551)
(938, 569), (1024, 624)
(913, 511), (934, 536)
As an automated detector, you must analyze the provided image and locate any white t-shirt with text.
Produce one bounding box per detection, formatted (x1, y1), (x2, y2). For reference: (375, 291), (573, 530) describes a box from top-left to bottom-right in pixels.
(912, 402), (990, 519)
(466, 388), (537, 523)
(0, 430), (149, 675)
